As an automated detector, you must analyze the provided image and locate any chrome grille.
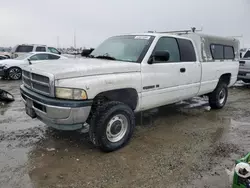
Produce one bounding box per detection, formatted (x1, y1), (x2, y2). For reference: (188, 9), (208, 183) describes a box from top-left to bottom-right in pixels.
(22, 70), (51, 96)
(32, 83), (50, 93)
(23, 76), (31, 87)
(32, 73), (49, 83)
(23, 70), (30, 78)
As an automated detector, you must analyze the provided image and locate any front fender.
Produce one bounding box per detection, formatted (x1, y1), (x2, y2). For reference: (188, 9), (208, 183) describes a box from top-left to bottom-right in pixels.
(55, 72), (142, 99)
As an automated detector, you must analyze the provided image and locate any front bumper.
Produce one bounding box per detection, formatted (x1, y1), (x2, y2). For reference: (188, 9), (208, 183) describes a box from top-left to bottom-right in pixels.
(238, 69), (250, 80)
(0, 67), (7, 77)
(20, 85), (92, 130)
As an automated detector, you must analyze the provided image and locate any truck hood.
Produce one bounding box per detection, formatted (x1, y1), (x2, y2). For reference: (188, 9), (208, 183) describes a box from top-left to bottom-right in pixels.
(24, 58), (141, 80)
(240, 58), (250, 70)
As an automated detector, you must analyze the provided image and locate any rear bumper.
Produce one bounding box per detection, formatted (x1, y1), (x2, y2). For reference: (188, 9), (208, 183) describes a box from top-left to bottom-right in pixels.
(238, 69), (250, 80)
(20, 85), (92, 130)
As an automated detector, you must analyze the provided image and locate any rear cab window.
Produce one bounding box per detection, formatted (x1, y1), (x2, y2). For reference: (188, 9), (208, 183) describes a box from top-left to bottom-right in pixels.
(177, 38), (196, 61)
(15, 45), (33, 53)
(36, 46), (46, 52)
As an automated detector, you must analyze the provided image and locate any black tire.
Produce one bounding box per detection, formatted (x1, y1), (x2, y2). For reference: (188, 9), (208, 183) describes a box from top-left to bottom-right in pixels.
(8, 67), (22, 80)
(209, 82), (228, 109)
(89, 101), (135, 152)
(242, 79), (250, 84)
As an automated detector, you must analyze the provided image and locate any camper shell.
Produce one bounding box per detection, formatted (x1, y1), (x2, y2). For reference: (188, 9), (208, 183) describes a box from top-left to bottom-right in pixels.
(171, 33), (240, 62)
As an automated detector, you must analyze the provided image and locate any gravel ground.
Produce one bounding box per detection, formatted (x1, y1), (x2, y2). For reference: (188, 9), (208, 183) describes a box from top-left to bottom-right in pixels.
(0, 80), (250, 188)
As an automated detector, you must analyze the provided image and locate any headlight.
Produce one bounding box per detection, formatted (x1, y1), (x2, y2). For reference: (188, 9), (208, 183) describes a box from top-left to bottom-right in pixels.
(55, 87), (87, 100)
(0, 64), (7, 69)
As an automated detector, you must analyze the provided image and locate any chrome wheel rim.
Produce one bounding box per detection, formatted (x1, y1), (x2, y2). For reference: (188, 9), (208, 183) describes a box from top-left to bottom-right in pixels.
(106, 114), (128, 143)
(9, 68), (21, 80)
(218, 88), (226, 105)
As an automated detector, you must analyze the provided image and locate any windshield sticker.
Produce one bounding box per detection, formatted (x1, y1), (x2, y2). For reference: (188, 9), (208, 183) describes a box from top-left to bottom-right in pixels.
(134, 36), (150, 40)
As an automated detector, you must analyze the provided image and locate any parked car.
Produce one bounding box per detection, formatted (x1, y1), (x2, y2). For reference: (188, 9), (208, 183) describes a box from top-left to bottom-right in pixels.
(0, 52), (67, 80)
(0, 55), (7, 60)
(238, 49), (250, 83)
(10, 44), (61, 58)
(0, 52), (11, 59)
(20, 32), (239, 152)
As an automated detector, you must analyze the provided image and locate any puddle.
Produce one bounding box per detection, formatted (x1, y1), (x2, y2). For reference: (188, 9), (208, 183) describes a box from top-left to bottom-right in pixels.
(0, 80), (250, 187)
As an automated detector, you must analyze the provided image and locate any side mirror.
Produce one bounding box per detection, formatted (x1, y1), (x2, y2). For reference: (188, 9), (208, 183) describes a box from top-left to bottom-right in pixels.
(148, 51), (170, 64)
(58, 51), (61, 55)
(81, 48), (95, 57)
(27, 58), (32, 65)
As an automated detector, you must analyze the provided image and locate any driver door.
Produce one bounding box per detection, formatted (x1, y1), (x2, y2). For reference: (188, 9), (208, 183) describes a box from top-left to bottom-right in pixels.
(141, 37), (182, 110)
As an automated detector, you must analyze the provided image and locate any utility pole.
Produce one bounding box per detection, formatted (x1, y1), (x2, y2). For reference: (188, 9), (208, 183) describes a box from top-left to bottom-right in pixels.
(74, 29), (76, 49)
(57, 36), (59, 48)
(73, 29), (76, 58)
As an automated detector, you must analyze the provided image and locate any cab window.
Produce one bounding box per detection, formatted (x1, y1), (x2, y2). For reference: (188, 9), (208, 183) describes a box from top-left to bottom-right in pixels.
(153, 37), (180, 62)
(48, 54), (60, 60)
(30, 54), (49, 61)
(36, 46), (46, 52)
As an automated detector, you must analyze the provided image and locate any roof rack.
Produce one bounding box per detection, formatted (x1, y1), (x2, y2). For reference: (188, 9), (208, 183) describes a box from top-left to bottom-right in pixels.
(148, 27), (203, 35)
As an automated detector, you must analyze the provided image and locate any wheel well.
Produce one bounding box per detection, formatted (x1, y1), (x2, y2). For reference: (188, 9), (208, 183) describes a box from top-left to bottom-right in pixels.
(219, 73), (231, 85)
(93, 88), (138, 110)
(7, 66), (21, 70)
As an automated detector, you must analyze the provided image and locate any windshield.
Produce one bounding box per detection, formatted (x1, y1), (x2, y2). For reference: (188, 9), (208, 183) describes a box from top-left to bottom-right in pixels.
(14, 53), (32, 60)
(243, 50), (250, 58)
(90, 35), (154, 63)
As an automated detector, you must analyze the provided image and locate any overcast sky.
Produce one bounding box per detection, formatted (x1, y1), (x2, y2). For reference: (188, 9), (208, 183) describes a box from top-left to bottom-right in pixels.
(0, 0), (249, 48)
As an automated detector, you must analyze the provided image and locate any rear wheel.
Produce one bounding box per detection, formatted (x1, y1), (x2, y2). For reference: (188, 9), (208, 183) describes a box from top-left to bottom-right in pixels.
(89, 101), (135, 152)
(209, 82), (228, 109)
(242, 79), (250, 83)
(8, 67), (22, 80)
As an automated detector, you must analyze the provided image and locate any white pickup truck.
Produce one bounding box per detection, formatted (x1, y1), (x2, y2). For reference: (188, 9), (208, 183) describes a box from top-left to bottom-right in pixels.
(238, 48), (250, 83)
(20, 32), (239, 152)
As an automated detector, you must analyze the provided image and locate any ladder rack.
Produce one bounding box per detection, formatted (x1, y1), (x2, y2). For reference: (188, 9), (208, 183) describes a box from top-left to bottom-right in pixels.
(148, 27), (202, 35)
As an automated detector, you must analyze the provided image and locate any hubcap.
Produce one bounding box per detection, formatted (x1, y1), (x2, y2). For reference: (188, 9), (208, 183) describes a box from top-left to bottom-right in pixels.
(9, 68), (21, 80)
(218, 88), (226, 105)
(106, 114), (128, 143)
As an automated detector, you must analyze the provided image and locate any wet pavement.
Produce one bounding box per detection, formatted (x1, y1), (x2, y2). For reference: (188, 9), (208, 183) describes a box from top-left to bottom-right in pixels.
(0, 80), (250, 188)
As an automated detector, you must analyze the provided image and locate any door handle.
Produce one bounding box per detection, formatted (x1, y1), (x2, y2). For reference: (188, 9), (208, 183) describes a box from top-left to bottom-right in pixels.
(180, 68), (186, 73)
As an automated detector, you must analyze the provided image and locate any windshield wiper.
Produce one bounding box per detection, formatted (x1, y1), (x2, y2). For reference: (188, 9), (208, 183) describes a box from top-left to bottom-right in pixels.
(94, 53), (116, 60)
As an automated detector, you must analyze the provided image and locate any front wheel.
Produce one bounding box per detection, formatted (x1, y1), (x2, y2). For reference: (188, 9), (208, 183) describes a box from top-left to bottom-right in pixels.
(209, 82), (228, 109)
(8, 67), (22, 80)
(89, 101), (135, 152)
